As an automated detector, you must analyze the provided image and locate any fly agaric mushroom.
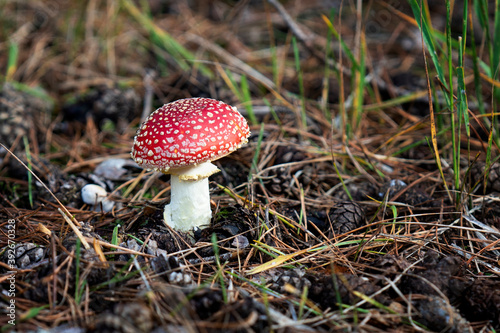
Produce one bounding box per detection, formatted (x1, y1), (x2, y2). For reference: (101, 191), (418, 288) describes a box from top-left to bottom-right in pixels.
(131, 98), (250, 233)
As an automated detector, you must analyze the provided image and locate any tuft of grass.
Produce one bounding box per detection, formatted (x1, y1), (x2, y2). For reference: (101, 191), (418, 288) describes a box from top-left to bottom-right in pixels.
(476, 0), (500, 194)
(406, 0), (473, 204)
(217, 66), (258, 125)
(322, 8), (368, 136)
(407, 0), (500, 204)
(330, 267), (344, 313)
(407, 0), (450, 105)
(352, 28), (366, 131)
(320, 9), (337, 119)
(120, 0), (212, 78)
(321, 15), (359, 71)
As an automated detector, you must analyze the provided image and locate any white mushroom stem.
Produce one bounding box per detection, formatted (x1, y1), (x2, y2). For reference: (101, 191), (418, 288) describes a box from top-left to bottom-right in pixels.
(163, 162), (220, 233)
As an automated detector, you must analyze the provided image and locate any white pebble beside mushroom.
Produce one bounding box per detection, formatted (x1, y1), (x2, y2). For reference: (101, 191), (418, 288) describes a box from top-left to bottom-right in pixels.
(81, 184), (114, 212)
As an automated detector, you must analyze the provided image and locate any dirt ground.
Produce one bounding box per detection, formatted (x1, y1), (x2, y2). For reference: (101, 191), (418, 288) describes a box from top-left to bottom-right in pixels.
(1, 1), (500, 332)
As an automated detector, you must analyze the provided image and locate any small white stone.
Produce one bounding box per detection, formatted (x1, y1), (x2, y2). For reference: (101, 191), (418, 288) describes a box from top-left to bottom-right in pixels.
(232, 235), (249, 249)
(81, 184), (108, 205)
(81, 184), (115, 212)
(100, 199), (115, 213)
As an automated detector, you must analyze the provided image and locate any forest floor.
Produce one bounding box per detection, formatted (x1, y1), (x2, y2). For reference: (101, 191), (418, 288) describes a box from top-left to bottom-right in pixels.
(1, 1), (499, 332)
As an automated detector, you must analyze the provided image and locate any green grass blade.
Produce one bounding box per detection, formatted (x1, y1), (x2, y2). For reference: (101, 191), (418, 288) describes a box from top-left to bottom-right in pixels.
(446, 0), (460, 198)
(9, 82), (54, 104)
(223, 68), (244, 101)
(446, 0), (454, 108)
(262, 97), (281, 127)
(329, 268), (344, 313)
(468, 0), (486, 117)
(23, 136), (33, 208)
(91, 258), (143, 291)
(492, 1), (500, 80)
(5, 40), (18, 81)
(19, 305), (50, 322)
(249, 123), (264, 181)
(461, 0), (468, 61)
(474, 0), (494, 76)
(491, 1), (500, 144)
(211, 233), (228, 304)
(75, 238), (83, 303)
(298, 285), (308, 320)
(332, 157), (353, 201)
(112, 225), (120, 246)
(474, 0), (488, 30)
(321, 14), (359, 71)
(457, 55), (469, 137)
(110, 224), (120, 260)
(445, 0), (455, 129)
(321, 8), (337, 119)
(120, 0), (212, 78)
(221, 68), (258, 125)
(269, 35), (279, 88)
(240, 75), (257, 125)
(407, 0), (451, 108)
(353, 36), (366, 129)
(292, 37), (307, 129)
(351, 290), (397, 314)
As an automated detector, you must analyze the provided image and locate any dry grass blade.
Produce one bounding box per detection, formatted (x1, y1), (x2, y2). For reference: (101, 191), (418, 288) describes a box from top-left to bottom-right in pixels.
(186, 33), (276, 90)
(418, 14), (452, 203)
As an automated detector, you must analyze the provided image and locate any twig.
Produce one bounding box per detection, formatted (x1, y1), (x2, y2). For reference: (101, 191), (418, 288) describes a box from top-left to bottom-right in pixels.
(267, 0), (324, 62)
(267, 0), (312, 44)
(133, 256), (152, 291)
(185, 33), (276, 90)
(82, 236), (155, 257)
(62, 153), (131, 173)
(239, 288), (317, 332)
(187, 250), (246, 265)
(58, 208), (90, 250)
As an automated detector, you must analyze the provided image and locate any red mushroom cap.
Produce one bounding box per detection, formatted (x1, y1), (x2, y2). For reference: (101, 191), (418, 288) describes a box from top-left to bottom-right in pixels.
(131, 98), (250, 172)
